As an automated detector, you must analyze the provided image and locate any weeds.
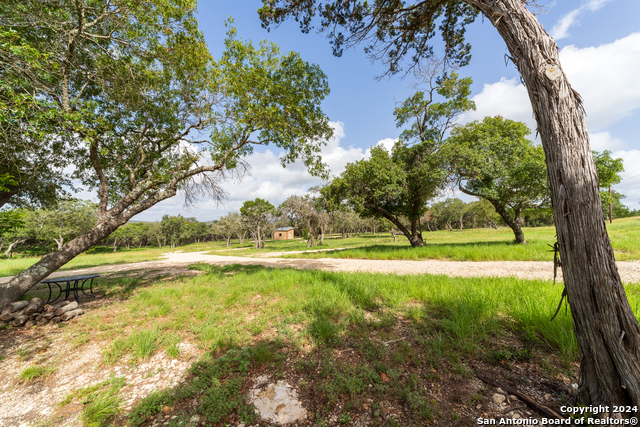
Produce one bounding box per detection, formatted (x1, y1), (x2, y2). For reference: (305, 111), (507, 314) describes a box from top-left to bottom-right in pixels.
(81, 376), (126, 427)
(20, 365), (55, 382)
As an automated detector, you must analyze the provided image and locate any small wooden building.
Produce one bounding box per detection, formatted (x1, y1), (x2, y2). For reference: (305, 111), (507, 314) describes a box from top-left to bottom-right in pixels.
(273, 227), (295, 240)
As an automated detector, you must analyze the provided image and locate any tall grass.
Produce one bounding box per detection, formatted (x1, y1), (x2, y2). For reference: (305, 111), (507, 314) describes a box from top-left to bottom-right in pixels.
(78, 264), (640, 364)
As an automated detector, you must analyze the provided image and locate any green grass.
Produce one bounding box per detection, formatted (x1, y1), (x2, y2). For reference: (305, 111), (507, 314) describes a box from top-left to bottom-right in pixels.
(77, 263), (640, 368)
(20, 365), (56, 382)
(283, 217), (640, 261)
(80, 376), (126, 427)
(0, 240), (232, 277)
(4, 218), (638, 279)
(58, 263), (636, 425)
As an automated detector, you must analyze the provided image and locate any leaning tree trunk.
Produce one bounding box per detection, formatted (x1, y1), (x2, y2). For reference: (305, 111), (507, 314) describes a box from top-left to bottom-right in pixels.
(0, 219), (124, 306)
(468, 0), (640, 411)
(489, 199), (526, 244)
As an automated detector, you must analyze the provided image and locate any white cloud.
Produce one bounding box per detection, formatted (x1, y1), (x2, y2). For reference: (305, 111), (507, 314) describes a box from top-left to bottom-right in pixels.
(462, 32), (640, 147)
(550, 0), (613, 40)
(589, 132), (625, 152)
(613, 149), (640, 210)
(561, 32), (640, 130)
(460, 77), (535, 131)
(133, 121), (396, 221)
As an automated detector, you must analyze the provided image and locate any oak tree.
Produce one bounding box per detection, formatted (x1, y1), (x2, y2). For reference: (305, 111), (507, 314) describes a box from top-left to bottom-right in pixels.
(448, 116), (547, 243)
(240, 198), (276, 249)
(326, 72), (474, 247)
(0, 1), (332, 305)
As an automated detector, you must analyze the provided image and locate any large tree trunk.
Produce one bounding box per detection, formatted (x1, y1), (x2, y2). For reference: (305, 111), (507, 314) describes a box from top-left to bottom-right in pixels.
(0, 219), (123, 306)
(468, 0), (640, 411)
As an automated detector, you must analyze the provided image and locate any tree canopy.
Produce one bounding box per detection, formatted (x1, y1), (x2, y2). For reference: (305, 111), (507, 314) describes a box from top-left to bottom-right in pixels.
(327, 72), (474, 247)
(1, 1), (333, 306)
(240, 198), (276, 249)
(448, 116), (547, 243)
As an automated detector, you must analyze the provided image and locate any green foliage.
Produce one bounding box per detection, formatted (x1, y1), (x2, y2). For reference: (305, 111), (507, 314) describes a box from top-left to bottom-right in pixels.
(240, 198), (276, 247)
(240, 198), (275, 220)
(258, 0), (479, 75)
(449, 116), (547, 210)
(593, 150), (624, 189)
(20, 365), (55, 382)
(327, 73), (475, 246)
(0, 209), (24, 234)
(81, 377), (126, 427)
(448, 116), (547, 242)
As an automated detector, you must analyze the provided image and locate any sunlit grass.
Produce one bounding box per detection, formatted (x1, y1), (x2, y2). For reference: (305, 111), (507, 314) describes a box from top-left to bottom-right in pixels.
(284, 217), (640, 261)
(74, 263), (640, 365)
(2, 217), (638, 278)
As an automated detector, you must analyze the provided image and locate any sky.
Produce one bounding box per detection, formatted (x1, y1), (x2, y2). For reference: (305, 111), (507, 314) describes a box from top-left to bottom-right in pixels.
(132, 0), (640, 221)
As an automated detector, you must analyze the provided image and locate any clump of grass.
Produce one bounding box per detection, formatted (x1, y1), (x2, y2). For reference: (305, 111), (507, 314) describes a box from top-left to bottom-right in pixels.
(162, 333), (181, 359)
(81, 376), (126, 427)
(103, 327), (167, 364)
(60, 379), (110, 407)
(20, 365), (56, 382)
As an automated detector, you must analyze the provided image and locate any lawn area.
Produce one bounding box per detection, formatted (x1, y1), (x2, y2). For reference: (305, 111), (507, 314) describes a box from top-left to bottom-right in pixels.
(13, 264), (637, 425)
(2, 217), (638, 279)
(283, 216), (640, 261)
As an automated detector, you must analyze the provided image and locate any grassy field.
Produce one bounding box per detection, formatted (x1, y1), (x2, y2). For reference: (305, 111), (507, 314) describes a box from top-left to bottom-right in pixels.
(22, 264), (638, 425)
(2, 216), (638, 278)
(283, 217), (640, 261)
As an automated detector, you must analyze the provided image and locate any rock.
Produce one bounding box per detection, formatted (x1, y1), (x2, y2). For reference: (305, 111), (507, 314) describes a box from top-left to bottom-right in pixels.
(249, 381), (307, 425)
(476, 404), (482, 409)
(496, 388), (504, 394)
(492, 394), (506, 404)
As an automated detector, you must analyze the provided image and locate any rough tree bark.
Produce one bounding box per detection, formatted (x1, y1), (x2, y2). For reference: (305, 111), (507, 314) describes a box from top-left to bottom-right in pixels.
(466, 0), (640, 411)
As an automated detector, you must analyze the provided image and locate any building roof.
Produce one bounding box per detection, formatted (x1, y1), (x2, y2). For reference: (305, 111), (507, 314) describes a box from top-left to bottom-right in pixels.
(275, 227), (295, 231)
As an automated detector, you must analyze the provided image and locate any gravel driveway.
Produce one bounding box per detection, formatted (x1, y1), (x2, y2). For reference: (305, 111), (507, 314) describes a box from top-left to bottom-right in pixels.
(2, 251), (639, 284)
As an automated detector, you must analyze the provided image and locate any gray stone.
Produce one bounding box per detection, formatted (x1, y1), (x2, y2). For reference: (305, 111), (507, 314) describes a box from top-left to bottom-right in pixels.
(248, 381), (307, 425)
(492, 394), (506, 404)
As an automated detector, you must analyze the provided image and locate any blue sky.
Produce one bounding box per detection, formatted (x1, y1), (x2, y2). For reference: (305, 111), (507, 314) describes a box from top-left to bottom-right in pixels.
(134, 0), (640, 221)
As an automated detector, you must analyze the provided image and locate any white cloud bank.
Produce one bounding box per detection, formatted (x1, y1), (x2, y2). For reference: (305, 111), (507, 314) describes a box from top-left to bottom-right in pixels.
(463, 32), (640, 134)
(133, 122), (396, 221)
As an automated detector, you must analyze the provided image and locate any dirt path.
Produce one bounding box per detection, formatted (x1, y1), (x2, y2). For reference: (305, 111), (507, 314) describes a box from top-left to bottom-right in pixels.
(2, 251), (640, 284)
